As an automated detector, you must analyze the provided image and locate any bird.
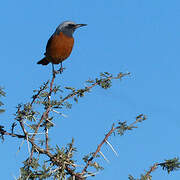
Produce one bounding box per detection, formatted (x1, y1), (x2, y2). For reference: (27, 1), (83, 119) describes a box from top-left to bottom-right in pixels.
(37, 21), (87, 73)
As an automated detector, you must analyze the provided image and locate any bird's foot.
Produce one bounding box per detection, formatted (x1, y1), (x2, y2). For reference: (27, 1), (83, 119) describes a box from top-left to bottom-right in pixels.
(58, 67), (66, 74)
(53, 70), (59, 75)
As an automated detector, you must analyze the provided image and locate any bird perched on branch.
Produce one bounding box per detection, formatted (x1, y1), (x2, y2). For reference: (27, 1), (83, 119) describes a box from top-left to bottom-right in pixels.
(37, 21), (87, 73)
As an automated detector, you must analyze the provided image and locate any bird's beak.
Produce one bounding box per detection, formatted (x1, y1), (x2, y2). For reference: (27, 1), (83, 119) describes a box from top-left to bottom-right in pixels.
(75, 24), (87, 29)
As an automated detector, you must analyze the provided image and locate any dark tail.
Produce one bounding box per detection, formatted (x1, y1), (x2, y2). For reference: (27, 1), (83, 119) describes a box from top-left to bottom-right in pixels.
(37, 57), (49, 65)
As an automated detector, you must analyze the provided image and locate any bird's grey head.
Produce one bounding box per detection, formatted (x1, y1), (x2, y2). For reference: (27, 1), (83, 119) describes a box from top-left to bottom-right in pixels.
(54, 21), (87, 37)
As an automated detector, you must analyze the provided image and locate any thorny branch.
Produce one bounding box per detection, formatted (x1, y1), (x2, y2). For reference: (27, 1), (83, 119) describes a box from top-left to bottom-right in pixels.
(30, 72), (56, 160)
(82, 114), (146, 175)
(28, 138), (84, 180)
(44, 70), (56, 151)
(129, 158), (180, 179)
(82, 124), (116, 174)
(60, 72), (130, 104)
(0, 127), (25, 140)
(0, 72), (152, 180)
(30, 81), (49, 106)
(1, 114), (145, 180)
(0, 125), (84, 179)
(144, 163), (158, 179)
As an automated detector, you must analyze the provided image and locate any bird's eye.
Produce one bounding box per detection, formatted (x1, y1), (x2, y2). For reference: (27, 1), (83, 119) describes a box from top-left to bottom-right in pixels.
(68, 24), (75, 28)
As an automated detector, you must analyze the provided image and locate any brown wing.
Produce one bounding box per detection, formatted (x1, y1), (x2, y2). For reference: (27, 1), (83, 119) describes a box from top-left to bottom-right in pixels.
(45, 34), (54, 53)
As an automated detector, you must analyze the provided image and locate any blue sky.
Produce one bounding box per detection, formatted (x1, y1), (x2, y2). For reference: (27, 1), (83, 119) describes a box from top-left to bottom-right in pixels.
(0, 0), (180, 179)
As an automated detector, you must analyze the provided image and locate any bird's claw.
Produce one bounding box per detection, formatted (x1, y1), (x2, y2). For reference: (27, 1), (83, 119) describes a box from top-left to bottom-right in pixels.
(53, 70), (59, 75)
(58, 67), (66, 74)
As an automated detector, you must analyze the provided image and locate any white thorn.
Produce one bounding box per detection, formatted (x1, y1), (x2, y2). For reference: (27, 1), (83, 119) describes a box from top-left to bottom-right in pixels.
(46, 118), (55, 126)
(24, 121), (32, 129)
(26, 135), (31, 156)
(105, 139), (119, 157)
(99, 151), (110, 163)
(51, 108), (68, 118)
(28, 132), (46, 135)
(83, 171), (99, 178)
(16, 139), (25, 155)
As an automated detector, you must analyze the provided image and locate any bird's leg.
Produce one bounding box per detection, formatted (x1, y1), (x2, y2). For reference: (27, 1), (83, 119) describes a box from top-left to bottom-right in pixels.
(52, 63), (58, 76)
(52, 63), (54, 72)
(58, 62), (65, 74)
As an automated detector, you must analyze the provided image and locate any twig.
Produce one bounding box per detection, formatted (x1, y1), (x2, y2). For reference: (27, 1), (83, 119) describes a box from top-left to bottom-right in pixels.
(144, 163), (158, 178)
(11, 122), (16, 134)
(31, 73), (55, 141)
(27, 138), (84, 179)
(82, 116), (143, 175)
(60, 81), (99, 104)
(19, 120), (27, 137)
(45, 128), (49, 151)
(2, 131), (25, 139)
(30, 81), (49, 106)
(82, 124), (116, 174)
(30, 73), (56, 159)
(60, 73), (129, 105)
(14, 81), (50, 162)
(30, 111), (50, 141)
(44, 72), (56, 151)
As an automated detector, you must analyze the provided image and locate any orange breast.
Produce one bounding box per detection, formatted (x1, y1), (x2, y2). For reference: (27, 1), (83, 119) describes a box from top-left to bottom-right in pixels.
(45, 32), (74, 64)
